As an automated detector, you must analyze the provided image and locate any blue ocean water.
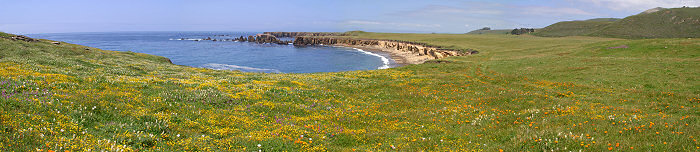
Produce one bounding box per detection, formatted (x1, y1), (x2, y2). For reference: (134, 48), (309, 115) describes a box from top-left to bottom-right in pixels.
(28, 31), (394, 73)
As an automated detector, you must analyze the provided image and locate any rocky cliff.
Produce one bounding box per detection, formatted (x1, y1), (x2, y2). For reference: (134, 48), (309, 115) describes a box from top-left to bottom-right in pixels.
(264, 32), (347, 37)
(293, 37), (477, 61)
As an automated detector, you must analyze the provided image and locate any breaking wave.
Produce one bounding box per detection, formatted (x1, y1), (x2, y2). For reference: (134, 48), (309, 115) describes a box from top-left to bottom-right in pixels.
(201, 63), (281, 73)
(352, 48), (391, 69)
(169, 38), (203, 41)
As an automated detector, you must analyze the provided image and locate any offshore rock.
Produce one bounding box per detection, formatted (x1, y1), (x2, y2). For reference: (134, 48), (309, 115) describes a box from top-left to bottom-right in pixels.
(230, 34), (291, 44)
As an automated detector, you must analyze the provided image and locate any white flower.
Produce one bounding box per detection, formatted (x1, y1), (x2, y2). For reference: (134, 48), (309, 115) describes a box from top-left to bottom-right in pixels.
(309, 138), (312, 141)
(257, 144), (261, 147)
(176, 134), (180, 137)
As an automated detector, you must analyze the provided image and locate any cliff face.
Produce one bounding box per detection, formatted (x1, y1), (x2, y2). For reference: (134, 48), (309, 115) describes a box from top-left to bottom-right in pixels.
(264, 32), (346, 37)
(293, 37), (477, 60)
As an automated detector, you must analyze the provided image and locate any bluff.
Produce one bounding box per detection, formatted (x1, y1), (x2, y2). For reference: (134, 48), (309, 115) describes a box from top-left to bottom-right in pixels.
(293, 37), (477, 61)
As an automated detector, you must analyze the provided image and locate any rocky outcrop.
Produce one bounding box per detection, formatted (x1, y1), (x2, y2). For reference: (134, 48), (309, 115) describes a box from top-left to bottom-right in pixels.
(263, 32), (346, 37)
(253, 34), (284, 43)
(293, 37), (477, 60)
(225, 34), (292, 44)
(3, 35), (40, 42)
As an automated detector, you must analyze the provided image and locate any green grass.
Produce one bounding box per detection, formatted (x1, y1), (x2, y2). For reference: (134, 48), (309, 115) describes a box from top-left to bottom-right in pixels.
(1, 32), (699, 151)
(534, 7), (700, 39)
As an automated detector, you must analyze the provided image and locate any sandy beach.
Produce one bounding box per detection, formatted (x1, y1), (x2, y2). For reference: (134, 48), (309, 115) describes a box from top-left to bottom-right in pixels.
(332, 44), (434, 66)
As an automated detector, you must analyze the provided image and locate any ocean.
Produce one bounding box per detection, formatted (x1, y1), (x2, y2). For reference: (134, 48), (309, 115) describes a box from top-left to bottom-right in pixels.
(27, 31), (394, 73)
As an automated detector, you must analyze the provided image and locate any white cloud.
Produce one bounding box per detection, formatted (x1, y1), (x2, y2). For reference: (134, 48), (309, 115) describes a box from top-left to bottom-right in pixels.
(579, 0), (700, 10)
(345, 20), (382, 25)
(521, 7), (598, 16)
(342, 20), (441, 28)
(418, 5), (504, 15)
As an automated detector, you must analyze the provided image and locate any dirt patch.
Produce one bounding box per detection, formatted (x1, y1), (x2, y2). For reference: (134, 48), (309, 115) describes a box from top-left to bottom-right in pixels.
(607, 45), (629, 49)
(424, 60), (453, 64)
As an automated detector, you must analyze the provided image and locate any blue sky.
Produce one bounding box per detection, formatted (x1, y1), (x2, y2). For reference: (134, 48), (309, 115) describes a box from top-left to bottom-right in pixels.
(1, 0), (697, 34)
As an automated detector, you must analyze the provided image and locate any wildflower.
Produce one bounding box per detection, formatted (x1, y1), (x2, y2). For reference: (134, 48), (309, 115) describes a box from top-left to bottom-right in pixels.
(257, 144), (261, 147)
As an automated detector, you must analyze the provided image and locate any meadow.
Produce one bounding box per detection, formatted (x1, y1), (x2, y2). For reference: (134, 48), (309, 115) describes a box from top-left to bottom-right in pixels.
(1, 32), (698, 151)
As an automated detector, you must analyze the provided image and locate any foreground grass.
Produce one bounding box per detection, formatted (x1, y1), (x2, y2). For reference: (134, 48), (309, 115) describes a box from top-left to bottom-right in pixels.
(1, 32), (698, 151)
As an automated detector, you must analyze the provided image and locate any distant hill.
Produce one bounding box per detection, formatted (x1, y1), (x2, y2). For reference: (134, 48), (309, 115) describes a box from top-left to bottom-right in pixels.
(465, 29), (512, 35)
(534, 7), (700, 38)
(531, 19), (617, 37)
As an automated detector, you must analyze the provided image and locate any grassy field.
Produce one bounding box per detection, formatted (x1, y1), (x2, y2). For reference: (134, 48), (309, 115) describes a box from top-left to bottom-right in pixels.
(1, 32), (698, 151)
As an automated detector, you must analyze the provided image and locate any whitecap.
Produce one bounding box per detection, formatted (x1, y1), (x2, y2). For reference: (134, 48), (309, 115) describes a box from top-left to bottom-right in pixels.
(169, 38), (204, 41)
(201, 63), (282, 73)
(353, 48), (391, 69)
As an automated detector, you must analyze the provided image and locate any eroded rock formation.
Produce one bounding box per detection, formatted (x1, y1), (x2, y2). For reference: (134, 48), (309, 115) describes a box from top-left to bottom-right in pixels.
(293, 37), (477, 60)
(225, 34), (291, 44)
(263, 32), (346, 37)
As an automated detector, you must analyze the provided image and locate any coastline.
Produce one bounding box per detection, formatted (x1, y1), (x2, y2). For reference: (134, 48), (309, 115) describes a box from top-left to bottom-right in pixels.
(331, 44), (431, 66)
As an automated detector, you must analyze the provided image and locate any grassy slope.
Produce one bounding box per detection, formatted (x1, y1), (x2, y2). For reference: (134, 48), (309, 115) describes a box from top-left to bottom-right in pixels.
(589, 7), (700, 39)
(1, 32), (699, 151)
(532, 20), (615, 37)
(534, 7), (700, 38)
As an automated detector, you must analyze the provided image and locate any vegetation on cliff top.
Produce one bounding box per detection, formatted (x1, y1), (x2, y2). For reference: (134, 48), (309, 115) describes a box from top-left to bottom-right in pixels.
(1, 31), (699, 151)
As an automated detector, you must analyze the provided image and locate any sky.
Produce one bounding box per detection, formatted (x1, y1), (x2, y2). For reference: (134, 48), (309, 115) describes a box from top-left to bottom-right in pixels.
(1, 0), (697, 34)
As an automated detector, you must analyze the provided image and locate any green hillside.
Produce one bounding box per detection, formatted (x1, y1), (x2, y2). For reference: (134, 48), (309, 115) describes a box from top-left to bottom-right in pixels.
(532, 19), (616, 37)
(590, 7), (700, 38)
(1, 32), (699, 151)
(534, 7), (700, 38)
